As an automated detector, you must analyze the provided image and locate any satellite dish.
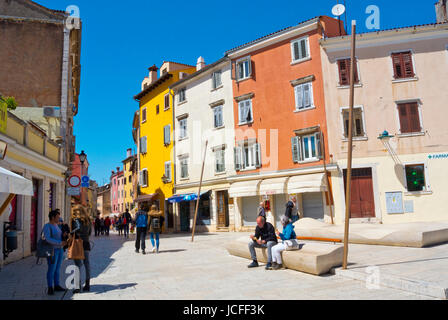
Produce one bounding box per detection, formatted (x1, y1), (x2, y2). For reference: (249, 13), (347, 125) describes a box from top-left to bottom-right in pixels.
(332, 3), (346, 17)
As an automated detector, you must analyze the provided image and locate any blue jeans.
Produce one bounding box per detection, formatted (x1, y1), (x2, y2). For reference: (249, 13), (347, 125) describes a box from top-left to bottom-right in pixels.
(46, 248), (64, 288)
(150, 232), (159, 249)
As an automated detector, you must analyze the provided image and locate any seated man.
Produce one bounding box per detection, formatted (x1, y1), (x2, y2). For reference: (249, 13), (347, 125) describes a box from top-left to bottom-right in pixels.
(248, 216), (278, 270)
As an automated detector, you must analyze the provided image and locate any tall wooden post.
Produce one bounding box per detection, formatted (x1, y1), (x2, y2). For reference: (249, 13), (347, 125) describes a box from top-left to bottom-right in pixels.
(319, 131), (334, 225)
(191, 140), (208, 242)
(343, 20), (357, 270)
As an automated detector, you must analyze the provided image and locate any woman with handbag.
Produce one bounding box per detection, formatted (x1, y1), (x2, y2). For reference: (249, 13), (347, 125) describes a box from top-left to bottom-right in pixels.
(70, 205), (92, 293)
(271, 215), (300, 270)
(43, 210), (67, 295)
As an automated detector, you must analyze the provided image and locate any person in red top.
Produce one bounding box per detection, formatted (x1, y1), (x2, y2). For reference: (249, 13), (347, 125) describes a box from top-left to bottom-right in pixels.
(104, 216), (111, 236)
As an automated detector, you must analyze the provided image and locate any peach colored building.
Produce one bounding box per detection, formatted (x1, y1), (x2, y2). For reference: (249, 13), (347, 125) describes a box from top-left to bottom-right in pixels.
(225, 16), (344, 230)
(320, 22), (448, 224)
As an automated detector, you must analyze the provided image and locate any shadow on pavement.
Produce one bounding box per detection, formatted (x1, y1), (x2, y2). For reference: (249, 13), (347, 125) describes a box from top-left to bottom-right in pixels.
(157, 249), (187, 254)
(89, 283), (137, 294)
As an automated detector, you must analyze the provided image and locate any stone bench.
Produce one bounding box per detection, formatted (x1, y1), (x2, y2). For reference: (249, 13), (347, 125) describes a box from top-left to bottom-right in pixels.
(226, 237), (344, 276)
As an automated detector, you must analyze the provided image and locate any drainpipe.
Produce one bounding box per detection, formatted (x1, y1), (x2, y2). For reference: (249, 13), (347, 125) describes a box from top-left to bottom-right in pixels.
(61, 27), (70, 221)
(170, 87), (177, 232)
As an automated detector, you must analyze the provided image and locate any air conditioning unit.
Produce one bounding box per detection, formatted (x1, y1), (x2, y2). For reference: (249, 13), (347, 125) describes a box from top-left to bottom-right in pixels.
(43, 107), (61, 118)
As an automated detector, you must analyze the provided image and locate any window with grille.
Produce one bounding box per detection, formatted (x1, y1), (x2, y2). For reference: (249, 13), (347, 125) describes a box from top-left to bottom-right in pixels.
(342, 107), (365, 138)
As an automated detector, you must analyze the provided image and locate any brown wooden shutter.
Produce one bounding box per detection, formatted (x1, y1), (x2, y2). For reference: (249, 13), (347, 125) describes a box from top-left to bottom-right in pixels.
(338, 58), (359, 86)
(398, 104), (410, 133)
(338, 59), (349, 86)
(408, 103), (421, 132)
(402, 52), (415, 78)
(392, 53), (403, 79)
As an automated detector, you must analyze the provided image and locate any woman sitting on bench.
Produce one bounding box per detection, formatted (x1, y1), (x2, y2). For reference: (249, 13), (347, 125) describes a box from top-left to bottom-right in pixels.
(271, 215), (300, 270)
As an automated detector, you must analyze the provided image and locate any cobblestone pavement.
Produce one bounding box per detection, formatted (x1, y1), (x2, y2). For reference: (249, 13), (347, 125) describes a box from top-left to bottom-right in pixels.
(0, 232), (438, 300)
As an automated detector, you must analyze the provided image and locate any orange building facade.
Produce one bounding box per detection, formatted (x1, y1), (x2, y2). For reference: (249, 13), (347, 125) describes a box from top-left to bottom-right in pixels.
(226, 16), (344, 230)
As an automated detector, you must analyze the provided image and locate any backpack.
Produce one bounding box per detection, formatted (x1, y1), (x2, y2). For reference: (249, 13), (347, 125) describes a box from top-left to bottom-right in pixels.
(151, 216), (160, 229)
(136, 213), (148, 227)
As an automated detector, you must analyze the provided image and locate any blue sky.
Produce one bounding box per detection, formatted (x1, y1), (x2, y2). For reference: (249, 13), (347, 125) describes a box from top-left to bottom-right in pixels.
(37, 0), (437, 186)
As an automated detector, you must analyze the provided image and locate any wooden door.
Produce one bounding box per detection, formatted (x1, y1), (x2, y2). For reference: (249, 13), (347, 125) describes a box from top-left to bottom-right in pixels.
(344, 168), (375, 218)
(216, 191), (229, 228)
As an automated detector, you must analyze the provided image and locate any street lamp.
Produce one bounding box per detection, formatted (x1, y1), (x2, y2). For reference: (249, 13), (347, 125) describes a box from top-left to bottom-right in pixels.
(79, 150), (87, 164)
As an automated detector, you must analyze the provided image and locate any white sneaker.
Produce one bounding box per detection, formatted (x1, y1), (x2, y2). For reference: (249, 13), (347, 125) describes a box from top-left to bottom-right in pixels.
(152, 247), (156, 253)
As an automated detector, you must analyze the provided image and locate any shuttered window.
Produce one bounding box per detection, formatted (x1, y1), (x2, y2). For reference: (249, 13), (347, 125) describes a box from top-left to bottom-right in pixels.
(178, 88), (186, 103)
(213, 105), (224, 128)
(236, 57), (252, 81)
(180, 158), (189, 179)
(164, 162), (172, 182)
(291, 132), (323, 163)
(392, 52), (415, 79)
(179, 118), (187, 139)
(338, 58), (359, 86)
(234, 143), (261, 171)
(291, 37), (309, 62)
(140, 136), (147, 154)
(215, 149), (226, 173)
(342, 107), (365, 138)
(164, 125), (171, 145)
(294, 82), (313, 111)
(212, 70), (222, 89)
(139, 169), (148, 187)
(164, 94), (170, 109)
(238, 99), (253, 124)
(141, 108), (147, 123)
(398, 102), (421, 134)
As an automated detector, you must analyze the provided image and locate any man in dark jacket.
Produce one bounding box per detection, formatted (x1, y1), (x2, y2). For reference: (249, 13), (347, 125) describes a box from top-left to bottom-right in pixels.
(285, 197), (298, 223)
(134, 204), (148, 254)
(123, 209), (132, 238)
(248, 216), (278, 270)
(94, 215), (101, 237)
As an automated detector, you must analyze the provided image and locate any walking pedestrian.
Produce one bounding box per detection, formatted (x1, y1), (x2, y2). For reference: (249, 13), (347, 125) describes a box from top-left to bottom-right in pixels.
(100, 218), (105, 235)
(104, 216), (111, 236)
(134, 204), (148, 254)
(94, 215), (101, 237)
(123, 209), (132, 238)
(285, 197), (298, 223)
(148, 205), (164, 253)
(70, 205), (92, 293)
(258, 202), (266, 219)
(42, 210), (67, 295)
(117, 215), (123, 236)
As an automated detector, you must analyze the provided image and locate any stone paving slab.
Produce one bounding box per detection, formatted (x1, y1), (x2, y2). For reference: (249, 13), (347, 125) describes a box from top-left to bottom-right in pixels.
(330, 241), (448, 299)
(0, 231), (441, 300)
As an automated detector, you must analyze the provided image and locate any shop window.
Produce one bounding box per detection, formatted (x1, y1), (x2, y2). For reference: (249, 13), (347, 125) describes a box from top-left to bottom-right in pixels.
(405, 164), (426, 192)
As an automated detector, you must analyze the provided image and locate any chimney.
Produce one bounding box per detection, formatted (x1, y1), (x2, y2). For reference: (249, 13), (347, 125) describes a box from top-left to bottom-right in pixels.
(436, 0), (448, 23)
(127, 148), (132, 158)
(116, 167), (120, 173)
(196, 56), (205, 71)
(148, 65), (158, 83)
(111, 170), (115, 175)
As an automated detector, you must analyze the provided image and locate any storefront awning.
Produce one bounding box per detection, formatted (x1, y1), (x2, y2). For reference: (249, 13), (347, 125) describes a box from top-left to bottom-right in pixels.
(259, 177), (288, 195)
(0, 167), (33, 196)
(168, 190), (210, 203)
(229, 180), (260, 198)
(287, 173), (327, 194)
(135, 193), (158, 203)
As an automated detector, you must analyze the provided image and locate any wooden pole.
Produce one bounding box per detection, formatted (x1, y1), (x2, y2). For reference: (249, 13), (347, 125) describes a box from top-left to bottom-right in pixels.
(191, 140), (208, 242)
(320, 131), (334, 225)
(343, 20), (357, 270)
(0, 194), (15, 217)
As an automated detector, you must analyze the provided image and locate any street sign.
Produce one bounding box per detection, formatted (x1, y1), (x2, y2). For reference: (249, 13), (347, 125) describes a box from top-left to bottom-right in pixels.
(68, 175), (81, 188)
(67, 187), (80, 196)
(81, 175), (89, 188)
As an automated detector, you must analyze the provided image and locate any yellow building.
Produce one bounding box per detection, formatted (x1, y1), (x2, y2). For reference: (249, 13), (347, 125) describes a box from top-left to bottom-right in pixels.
(134, 62), (196, 229)
(122, 149), (137, 213)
